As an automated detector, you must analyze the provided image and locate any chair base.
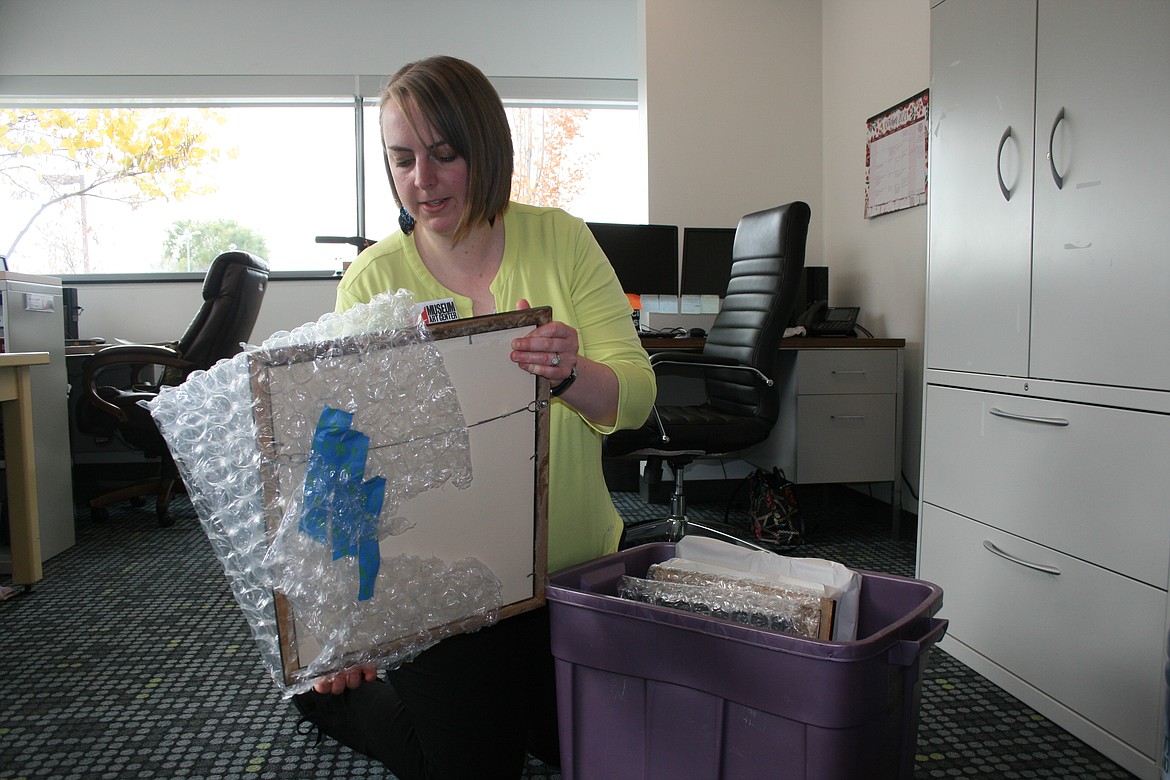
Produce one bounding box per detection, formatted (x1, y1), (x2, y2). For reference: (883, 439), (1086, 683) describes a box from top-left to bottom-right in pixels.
(621, 460), (766, 552)
(89, 476), (181, 528)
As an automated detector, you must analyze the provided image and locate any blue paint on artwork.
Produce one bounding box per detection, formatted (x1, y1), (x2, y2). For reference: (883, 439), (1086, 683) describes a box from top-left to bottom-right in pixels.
(300, 406), (385, 601)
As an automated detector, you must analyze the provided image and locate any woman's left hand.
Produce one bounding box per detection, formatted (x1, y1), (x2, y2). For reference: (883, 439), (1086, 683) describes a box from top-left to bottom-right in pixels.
(310, 663), (378, 695)
(509, 299), (579, 383)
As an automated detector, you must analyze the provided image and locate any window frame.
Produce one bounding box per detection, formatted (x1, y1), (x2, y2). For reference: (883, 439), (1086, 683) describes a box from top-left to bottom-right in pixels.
(0, 75), (639, 282)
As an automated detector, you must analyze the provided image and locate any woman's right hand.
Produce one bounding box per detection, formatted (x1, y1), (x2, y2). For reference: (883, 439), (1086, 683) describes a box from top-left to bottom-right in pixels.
(312, 663), (378, 695)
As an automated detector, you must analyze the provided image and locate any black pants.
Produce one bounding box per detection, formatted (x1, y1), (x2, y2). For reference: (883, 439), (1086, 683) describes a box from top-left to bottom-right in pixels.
(295, 606), (560, 780)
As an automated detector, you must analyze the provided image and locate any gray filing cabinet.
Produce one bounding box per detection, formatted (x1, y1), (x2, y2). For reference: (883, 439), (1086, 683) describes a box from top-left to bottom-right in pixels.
(921, 1), (1170, 775)
(0, 272), (75, 568)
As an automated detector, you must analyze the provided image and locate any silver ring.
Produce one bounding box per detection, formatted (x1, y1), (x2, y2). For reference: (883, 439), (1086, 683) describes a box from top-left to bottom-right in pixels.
(550, 352), (561, 367)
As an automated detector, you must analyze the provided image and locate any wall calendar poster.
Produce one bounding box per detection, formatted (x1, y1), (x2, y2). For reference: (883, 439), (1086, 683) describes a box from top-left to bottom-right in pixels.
(865, 89), (929, 219)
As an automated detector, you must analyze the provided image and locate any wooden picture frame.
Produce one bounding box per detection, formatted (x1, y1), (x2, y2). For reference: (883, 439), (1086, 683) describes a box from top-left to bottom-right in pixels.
(247, 308), (551, 687)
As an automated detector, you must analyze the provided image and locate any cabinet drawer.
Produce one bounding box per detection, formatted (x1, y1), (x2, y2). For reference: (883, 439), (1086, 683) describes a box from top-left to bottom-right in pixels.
(796, 349), (897, 395)
(919, 504), (1164, 759)
(796, 394), (896, 483)
(922, 384), (1170, 588)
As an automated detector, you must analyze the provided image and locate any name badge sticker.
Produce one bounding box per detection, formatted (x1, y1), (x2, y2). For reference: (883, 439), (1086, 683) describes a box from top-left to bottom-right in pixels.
(418, 298), (460, 324)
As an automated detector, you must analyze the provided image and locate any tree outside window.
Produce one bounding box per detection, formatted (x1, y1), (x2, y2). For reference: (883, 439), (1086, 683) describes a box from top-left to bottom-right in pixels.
(0, 108), (225, 272)
(507, 106), (594, 208)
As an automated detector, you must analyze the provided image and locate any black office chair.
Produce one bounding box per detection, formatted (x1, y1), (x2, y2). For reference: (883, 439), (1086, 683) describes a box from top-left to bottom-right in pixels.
(604, 202), (810, 548)
(76, 251), (269, 526)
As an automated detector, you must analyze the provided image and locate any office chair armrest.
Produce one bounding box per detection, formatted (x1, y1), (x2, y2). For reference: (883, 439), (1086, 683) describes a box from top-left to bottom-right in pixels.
(83, 343), (190, 380)
(639, 352), (776, 446)
(648, 350), (736, 367)
(648, 351), (774, 387)
(82, 343), (195, 423)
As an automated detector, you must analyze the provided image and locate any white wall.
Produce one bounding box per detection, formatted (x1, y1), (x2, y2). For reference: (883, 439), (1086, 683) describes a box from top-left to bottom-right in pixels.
(642, 0), (824, 249)
(821, 0), (930, 505)
(74, 277), (339, 346)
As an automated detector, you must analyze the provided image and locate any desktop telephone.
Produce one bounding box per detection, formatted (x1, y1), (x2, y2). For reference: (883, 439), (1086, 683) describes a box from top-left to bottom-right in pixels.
(796, 300), (859, 336)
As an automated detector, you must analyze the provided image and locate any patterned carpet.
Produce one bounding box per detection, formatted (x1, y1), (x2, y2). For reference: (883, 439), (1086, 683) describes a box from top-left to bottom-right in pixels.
(0, 483), (1139, 779)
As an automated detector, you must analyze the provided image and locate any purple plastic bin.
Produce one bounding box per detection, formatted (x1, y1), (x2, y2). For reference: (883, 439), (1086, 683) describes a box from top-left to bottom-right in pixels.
(547, 543), (946, 780)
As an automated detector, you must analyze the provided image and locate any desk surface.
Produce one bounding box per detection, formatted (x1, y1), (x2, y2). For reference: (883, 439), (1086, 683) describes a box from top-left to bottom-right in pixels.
(639, 335), (906, 351)
(0, 351), (50, 368)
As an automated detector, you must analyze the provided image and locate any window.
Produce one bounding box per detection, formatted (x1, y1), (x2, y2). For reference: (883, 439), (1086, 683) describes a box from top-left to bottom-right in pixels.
(362, 102), (643, 245)
(2, 98), (643, 277)
(1, 104), (357, 275)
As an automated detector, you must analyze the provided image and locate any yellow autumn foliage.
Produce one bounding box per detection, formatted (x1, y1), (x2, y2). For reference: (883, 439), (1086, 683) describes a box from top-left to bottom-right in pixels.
(1, 107), (226, 259)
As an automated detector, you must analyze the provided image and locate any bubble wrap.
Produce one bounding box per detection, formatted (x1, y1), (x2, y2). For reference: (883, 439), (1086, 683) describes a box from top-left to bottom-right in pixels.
(145, 289), (503, 696)
(616, 560), (835, 640)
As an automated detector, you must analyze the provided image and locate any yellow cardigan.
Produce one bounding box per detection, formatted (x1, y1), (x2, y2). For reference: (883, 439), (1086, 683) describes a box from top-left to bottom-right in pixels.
(336, 203), (656, 572)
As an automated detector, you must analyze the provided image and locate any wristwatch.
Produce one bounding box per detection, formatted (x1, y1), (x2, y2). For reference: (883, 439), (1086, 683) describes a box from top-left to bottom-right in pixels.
(550, 367), (578, 397)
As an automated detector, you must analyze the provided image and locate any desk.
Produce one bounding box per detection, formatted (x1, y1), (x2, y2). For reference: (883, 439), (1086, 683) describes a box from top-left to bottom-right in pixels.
(0, 351), (50, 586)
(639, 336), (906, 536)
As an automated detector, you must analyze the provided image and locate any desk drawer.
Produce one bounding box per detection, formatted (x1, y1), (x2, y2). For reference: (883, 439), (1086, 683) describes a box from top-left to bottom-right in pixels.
(796, 393), (896, 483)
(919, 504), (1164, 760)
(921, 384), (1170, 588)
(796, 349), (897, 395)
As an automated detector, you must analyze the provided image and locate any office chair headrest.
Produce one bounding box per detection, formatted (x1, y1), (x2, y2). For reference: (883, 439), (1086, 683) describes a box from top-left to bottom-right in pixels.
(732, 201), (811, 261)
(203, 251), (269, 301)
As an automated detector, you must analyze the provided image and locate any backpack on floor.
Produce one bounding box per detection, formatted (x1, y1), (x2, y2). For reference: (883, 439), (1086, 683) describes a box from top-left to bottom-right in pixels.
(745, 467), (803, 546)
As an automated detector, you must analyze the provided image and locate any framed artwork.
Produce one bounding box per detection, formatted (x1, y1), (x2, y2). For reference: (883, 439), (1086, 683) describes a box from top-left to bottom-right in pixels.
(247, 308), (551, 687)
(865, 89), (929, 219)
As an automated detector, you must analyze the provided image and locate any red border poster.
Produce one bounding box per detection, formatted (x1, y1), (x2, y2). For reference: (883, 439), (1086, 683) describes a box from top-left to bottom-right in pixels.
(865, 90), (929, 219)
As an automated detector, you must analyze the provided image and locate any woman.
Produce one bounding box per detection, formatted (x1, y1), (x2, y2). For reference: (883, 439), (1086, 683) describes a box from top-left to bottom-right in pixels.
(295, 56), (655, 779)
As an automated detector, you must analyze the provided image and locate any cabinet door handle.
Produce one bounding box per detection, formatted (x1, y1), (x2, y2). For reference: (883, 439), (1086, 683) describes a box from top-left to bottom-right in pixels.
(1047, 107), (1065, 190)
(988, 407), (1070, 426)
(830, 415), (865, 422)
(831, 370), (867, 377)
(983, 540), (1062, 576)
(997, 126), (1013, 201)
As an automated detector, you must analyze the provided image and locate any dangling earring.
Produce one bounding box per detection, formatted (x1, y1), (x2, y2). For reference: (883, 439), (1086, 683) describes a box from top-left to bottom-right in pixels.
(398, 206), (415, 235)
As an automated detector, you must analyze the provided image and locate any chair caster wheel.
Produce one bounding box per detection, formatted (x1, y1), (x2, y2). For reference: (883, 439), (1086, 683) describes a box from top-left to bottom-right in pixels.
(91, 506), (109, 523)
(157, 511), (175, 528)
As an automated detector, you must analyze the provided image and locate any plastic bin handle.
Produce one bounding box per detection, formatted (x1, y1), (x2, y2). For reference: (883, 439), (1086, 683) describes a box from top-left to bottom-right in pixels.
(888, 617), (948, 667)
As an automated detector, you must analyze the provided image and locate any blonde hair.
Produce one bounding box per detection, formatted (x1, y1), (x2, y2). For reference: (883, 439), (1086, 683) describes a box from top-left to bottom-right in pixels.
(381, 56), (513, 244)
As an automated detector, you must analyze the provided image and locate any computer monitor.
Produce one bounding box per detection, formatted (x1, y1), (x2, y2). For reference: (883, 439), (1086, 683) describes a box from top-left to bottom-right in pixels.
(789, 266), (829, 326)
(586, 222), (679, 296)
(680, 226), (737, 296)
